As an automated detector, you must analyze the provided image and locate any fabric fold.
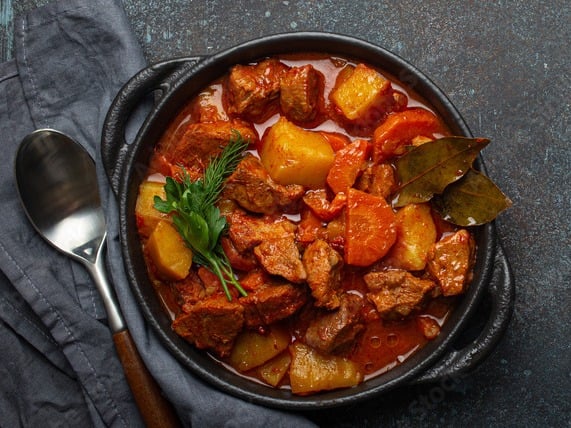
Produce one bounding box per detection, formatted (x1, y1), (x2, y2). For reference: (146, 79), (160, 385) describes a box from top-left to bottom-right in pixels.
(0, 0), (316, 426)
(0, 1), (149, 426)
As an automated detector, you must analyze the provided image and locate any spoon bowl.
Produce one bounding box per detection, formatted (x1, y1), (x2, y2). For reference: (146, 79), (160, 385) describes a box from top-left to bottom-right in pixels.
(15, 129), (123, 331)
(14, 128), (181, 428)
(15, 130), (106, 264)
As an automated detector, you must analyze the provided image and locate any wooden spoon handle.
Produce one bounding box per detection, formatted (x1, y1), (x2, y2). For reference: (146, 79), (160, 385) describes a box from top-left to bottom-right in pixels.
(113, 330), (181, 427)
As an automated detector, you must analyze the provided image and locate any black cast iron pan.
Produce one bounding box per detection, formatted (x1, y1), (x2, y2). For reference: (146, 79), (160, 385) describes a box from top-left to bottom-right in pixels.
(101, 32), (515, 410)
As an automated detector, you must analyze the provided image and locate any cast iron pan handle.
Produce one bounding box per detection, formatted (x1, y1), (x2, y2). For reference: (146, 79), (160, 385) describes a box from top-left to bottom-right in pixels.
(101, 57), (201, 195)
(412, 241), (515, 384)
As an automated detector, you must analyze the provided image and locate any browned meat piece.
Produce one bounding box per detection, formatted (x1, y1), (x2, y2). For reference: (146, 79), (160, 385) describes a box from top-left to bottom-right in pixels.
(196, 266), (233, 296)
(356, 163), (396, 199)
(223, 153), (304, 215)
(172, 294), (244, 357)
(416, 316), (440, 340)
(296, 208), (328, 246)
(188, 86), (229, 123)
(238, 269), (268, 292)
(173, 270), (207, 312)
(225, 59), (289, 122)
(160, 120), (258, 169)
(220, 236), (258, 271)
(426, 229), (475, 296)
(240, 280), (308, 328)
(254, 237), (307, 283)
(280, 64), (324, 124)
(302, 239), (343, 309)
(304, 293), (365, 354)
(227, 210), (297, 253)
(364, 270), (435, 319)
(174, 268), (227, 312)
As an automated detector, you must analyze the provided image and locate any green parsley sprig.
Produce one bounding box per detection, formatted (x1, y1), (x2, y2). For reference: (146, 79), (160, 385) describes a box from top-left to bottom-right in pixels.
(154, 131), (249, 300)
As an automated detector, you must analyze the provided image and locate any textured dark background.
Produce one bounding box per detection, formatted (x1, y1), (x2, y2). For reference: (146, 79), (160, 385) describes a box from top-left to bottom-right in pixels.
(2, 1), (570, 427)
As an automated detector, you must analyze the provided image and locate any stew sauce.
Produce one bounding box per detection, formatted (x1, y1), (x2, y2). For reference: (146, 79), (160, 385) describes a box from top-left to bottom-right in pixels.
(135, 53), (474, 394)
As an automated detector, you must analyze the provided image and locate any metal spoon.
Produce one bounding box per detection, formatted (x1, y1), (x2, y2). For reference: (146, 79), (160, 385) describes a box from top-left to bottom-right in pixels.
(15, 129), (180, 428)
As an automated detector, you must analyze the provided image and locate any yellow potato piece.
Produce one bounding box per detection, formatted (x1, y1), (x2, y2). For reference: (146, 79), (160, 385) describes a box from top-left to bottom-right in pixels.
(228, 326), (290, 372)
(260, 117), (334, 188)
(330, 63), (391, 120)
(146, 220), (193, 281)
(385, 203), (437, 271)
(135, 181), (169, 237)
(258, 352), (292, 387)
(289, 342), (363, 394)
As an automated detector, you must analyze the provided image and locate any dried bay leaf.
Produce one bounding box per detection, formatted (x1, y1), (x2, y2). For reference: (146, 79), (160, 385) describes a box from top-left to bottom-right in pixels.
(432, 169), (513, 226)
(392, 137), (490, 207)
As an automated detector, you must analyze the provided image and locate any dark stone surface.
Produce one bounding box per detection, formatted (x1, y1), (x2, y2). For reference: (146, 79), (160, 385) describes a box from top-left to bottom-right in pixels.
(2, 1), (570, 426)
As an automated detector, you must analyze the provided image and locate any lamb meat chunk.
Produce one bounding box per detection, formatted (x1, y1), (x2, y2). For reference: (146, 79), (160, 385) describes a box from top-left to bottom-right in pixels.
(227, 210), (297, 253)
(296, 208), (328, 246)
(364, 270), (436, 319)
(172, 294), (244, 358)
(416, 316), (441, 340)
(174, 268), (226, 313)
(220, 236), (258, 271)
(304, 293), (365, 354)
(238, 269), (268, 292)
(254, 237), (307, 283)
(223, 153), (304, 215)
(225, 59), (289, 122)
(280, 64), (324, 124)
(173, 270), (206, 312)
(355, 163), (396, 199)
(302, 239), (343, 309)
(240, 281), (308, 329)
(426, 229), (475, 296)
(160, 119), (258, 169)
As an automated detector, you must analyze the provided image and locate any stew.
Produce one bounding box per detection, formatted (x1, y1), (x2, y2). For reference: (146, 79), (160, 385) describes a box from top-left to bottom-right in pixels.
(135, 54), (478, 394)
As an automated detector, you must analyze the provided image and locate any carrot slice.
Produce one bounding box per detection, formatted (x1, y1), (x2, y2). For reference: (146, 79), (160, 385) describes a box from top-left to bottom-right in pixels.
(344, 188), (396, 266)
(372, 108), (447, 162)
(326, 139), (370, 194)
(303, 189), (347, 221)
(319, 131), (352, 152)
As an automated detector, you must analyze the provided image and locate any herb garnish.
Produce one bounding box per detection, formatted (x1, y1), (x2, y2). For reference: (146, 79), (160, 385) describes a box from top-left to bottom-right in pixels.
(154, 132), (249, 300)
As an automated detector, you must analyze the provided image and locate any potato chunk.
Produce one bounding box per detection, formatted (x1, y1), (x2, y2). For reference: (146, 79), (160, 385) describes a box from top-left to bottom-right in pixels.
(384, 203), (437, 271)
(228, 326), (290, 372)
(258, 352), (292, 387)
(146, 220), (193, 281)
(260, 117), (334, 188)
(330, 63), (391, 120)
(289, 342), (363, 394)
(135, 181), (169, 237)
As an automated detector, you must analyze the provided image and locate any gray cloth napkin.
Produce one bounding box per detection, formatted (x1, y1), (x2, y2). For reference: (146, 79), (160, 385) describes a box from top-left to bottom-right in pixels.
(0, 1), (316, 427)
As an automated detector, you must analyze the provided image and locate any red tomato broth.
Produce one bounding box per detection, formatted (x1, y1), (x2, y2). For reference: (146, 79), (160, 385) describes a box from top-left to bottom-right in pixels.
(136, 52), (473, 393)
(336, 269), (454, 381)
(208, 270), (455, 389)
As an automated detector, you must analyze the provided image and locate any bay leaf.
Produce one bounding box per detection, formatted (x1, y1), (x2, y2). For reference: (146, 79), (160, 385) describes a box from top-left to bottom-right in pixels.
(432, 169), (513, 226)
(392, 137), (489, 207)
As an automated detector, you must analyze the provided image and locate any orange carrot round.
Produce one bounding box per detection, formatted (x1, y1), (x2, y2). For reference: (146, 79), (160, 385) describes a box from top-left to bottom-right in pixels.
(344, 188), (397, 266)
(373, 108), (447, 162)
(326, 139), (370, 194)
